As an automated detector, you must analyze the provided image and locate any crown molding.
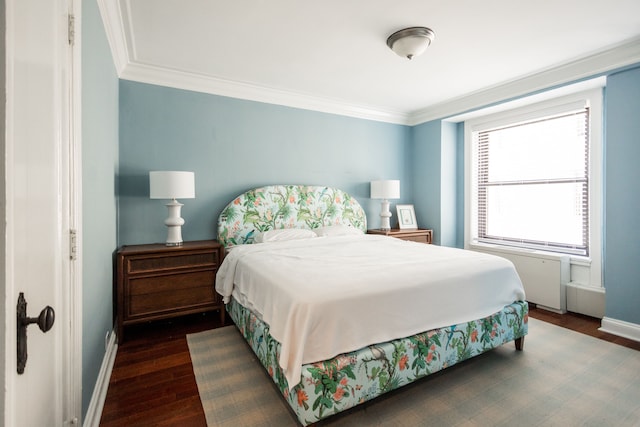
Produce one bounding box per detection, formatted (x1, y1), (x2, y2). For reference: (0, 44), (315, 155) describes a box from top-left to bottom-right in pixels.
(119, 62), (411, 124)
(96, 0), (129, 75)
(409, 37), (640, 125)
(98, 0), (640, 126)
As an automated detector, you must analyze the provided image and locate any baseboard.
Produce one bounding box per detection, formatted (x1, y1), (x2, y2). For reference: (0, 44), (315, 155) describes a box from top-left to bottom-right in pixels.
(599, 317), (640, 343)
(532, 304), (566, 315)
(83, 329), (118, 427)
(566, 282), (605, 318)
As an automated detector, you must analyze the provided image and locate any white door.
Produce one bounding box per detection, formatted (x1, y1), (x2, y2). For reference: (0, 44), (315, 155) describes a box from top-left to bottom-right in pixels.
(3, 0), (81, 425)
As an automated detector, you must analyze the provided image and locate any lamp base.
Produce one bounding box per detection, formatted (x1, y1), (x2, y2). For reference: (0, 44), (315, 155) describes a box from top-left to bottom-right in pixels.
(164, 199), (185, 246)
(379, 199), (392, 231)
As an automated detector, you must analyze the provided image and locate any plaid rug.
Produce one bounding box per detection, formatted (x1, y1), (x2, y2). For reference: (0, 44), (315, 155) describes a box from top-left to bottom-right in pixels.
(187, 318), (640, 426)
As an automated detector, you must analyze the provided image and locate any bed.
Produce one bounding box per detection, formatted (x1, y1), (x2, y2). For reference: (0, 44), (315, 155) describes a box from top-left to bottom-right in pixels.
(216, 185), (528, 426)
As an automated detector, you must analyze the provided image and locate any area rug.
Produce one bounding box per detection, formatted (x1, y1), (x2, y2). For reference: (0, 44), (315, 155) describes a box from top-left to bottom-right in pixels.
(187, 318), (640, 426)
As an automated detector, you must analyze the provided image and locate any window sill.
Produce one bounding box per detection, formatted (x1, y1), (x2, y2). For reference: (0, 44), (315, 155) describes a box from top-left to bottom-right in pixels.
(468, 241), (591, 266)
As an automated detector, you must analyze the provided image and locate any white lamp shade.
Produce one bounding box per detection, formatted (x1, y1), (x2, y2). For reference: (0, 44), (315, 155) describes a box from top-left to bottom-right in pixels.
(370, 180), (400, 199)
(149, 171), (195, 200)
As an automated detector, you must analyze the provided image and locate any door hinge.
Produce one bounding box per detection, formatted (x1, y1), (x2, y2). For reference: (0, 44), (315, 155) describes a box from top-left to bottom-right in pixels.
(68, 14), (75, 46)
(70, 229), (77, 260)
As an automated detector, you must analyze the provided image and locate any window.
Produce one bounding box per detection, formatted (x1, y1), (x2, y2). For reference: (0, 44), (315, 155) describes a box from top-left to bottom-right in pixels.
(465, 87), (602, 266)
(475, 109), (589, 255)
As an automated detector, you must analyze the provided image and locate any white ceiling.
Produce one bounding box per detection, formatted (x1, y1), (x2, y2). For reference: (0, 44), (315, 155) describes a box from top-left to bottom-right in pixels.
(100, 0), (640, 124)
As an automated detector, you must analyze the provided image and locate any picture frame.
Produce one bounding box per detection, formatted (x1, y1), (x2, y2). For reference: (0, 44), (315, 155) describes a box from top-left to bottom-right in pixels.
(396, 204), (418, 229)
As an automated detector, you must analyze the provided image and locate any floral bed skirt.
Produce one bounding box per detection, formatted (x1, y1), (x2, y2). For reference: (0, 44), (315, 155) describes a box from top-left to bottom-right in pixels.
(227, 298), (529, 426)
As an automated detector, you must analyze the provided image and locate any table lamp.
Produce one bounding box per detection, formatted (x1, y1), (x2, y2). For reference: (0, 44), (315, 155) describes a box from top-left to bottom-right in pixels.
(370, 180), (400, 231)
(149, 171), (195, 246)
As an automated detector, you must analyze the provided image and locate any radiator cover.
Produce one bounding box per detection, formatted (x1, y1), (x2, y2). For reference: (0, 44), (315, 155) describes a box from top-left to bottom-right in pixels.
(471, 245), (570, 313)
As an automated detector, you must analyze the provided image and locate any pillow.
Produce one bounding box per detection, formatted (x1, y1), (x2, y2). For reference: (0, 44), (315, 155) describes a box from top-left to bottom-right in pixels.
(253, 228), (317, 243)
(313, 225), (363, 237)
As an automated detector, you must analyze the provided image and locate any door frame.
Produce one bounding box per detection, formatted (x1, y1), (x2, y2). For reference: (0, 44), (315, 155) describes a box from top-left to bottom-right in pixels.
(2, 0), (82, 424)
(67, 0), (83, 423)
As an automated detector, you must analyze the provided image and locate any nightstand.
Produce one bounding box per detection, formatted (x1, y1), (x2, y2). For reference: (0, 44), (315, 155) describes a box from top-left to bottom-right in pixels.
(367, 228), (433, 244)
(115, 240), (224, 344)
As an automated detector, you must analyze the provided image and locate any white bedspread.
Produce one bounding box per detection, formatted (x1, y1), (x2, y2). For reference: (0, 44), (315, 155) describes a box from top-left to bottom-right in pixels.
(216, 234), (525, 389)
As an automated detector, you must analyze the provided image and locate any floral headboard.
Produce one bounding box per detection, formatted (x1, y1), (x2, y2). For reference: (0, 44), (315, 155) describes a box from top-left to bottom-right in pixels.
(217, 185), (367, 247)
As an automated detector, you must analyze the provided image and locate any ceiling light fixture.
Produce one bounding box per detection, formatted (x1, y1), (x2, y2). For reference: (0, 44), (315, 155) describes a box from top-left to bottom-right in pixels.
(386, 27), (435, 60)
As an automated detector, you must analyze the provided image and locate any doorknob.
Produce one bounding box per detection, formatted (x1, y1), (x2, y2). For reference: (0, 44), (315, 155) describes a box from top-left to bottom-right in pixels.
(17, 292), (55, 374)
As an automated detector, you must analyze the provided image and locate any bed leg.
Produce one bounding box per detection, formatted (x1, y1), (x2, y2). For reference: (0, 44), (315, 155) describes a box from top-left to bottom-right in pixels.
(514, 336), (524, 351)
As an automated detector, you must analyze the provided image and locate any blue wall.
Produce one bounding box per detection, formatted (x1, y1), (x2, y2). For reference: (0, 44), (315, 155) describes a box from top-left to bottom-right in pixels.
(604, 66), (640, 325)
(411, 120), (458, 246)
(440, 121), (458, 247)
(411, 121), (442, 243)
(118, 81), (412, 245)
(82, 0), (119, 418)
(455, 122), (465, 249)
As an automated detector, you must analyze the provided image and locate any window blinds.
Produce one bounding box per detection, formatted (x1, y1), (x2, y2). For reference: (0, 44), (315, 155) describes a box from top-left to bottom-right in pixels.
(476, 108), (589, 256)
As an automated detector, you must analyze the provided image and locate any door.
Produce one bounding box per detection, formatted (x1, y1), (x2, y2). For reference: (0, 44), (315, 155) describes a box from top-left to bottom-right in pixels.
(3, 0), (80, 425)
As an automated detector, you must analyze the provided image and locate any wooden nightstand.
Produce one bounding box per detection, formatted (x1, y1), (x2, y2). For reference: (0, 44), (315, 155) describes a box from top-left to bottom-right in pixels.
(115, 240), (224, 344)
(367, 228), (433, 244)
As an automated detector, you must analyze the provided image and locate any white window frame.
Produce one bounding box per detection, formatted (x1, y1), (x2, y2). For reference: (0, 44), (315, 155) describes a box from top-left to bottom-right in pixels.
(463, 85), (603, 288)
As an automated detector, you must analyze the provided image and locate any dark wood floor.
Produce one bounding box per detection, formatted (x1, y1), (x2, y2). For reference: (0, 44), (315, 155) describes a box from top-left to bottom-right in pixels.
(99, 311), (230, 427)
(99, 305), (640, 426)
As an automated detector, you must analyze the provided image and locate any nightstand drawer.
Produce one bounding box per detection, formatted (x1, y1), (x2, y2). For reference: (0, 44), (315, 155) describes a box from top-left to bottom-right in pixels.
(367, 228), (433, 244)
(129, 287), (215, 318)
(126, 271), (216, 318)
(127, 252), (218, 273)
(401, 234), (430, 244)
(128, 287), (216, 318)
(128, 270), (215, 296)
